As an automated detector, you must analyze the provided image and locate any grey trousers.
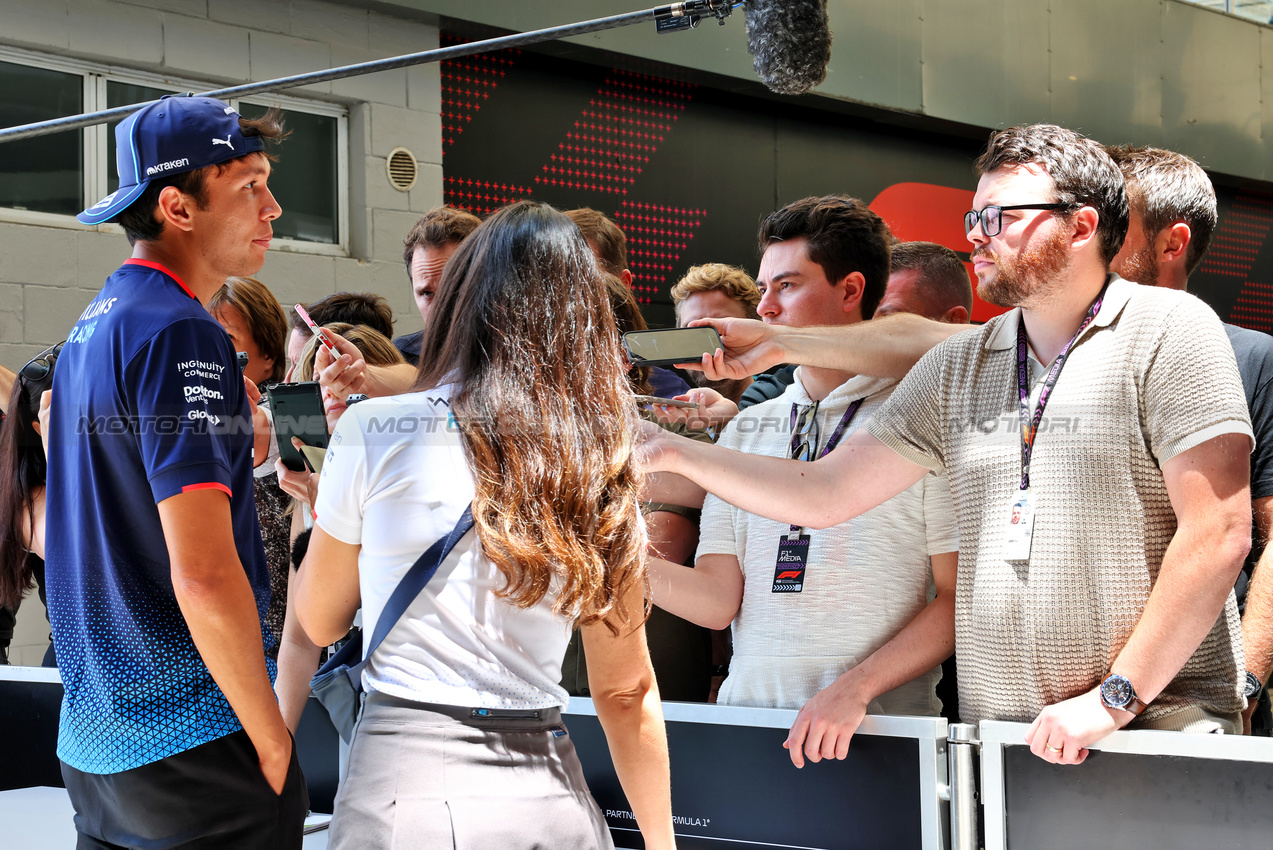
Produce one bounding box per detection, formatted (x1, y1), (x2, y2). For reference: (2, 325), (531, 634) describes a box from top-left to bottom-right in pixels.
(329, 691), (615, 850)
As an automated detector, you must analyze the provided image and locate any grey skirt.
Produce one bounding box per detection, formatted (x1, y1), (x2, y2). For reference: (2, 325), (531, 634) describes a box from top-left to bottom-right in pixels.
(329, 691), (615, 850)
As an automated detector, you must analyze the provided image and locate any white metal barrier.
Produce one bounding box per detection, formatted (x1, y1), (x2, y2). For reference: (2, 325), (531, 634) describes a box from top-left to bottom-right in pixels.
(17, 662), (1273, 850)
(564, 698), (952, 850)
(979, 719), (1273, 850)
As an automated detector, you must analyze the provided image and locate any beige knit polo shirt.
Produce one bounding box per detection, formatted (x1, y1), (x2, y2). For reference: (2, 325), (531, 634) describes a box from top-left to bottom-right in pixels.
(867, 275), (1252, 727)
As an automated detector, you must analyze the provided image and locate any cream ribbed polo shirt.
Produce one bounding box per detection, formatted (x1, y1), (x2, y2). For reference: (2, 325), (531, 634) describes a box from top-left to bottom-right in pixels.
(868, 276), (1253, 727)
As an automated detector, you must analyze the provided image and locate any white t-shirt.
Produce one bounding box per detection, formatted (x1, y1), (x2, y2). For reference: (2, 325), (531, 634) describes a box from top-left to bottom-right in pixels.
(698, 370), (960, 714)
(314, 386), (572, 709)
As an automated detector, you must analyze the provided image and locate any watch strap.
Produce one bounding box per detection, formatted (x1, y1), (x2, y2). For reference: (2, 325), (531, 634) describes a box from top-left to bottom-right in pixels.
(1122, 696), (1148, 716)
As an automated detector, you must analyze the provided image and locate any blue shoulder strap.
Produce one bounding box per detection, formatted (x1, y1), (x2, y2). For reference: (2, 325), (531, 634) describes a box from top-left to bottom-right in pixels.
(361, 504), (475, 663)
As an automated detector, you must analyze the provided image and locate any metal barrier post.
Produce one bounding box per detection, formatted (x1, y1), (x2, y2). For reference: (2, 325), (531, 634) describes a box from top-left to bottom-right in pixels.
(947, 723), (979, 850)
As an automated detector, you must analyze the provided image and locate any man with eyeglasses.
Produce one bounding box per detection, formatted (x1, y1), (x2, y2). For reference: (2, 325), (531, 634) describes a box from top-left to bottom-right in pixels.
(647, 124), (1251, 764)
(646, 195), (959, 767)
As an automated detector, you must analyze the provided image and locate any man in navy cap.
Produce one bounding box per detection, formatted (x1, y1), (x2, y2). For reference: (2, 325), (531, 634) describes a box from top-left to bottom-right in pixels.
(46, 96), (307, 848)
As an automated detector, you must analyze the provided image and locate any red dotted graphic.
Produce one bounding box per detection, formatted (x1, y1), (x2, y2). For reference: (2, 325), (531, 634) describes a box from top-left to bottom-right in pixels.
(443, 176), (534, 217)
(440, 34), (521, 154)
(614, 201), (706, 303)
(1209, 192), (1273, 331)
(534, 70), (696, 196)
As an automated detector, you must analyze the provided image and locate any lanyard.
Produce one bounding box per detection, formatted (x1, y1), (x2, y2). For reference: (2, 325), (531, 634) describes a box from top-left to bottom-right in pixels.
(789, 398), (862, 462)
(1015, 285), (1107, 490)
(787, 398), (863, 533)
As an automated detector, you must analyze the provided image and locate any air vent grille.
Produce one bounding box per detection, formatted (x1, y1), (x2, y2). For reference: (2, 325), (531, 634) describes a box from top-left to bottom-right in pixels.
(386, 147), (417, 192)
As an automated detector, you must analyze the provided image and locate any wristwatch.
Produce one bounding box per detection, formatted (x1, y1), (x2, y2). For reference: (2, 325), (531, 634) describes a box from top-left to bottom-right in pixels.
(1245, 671), (1263, 700)
(1099, 674), (1148, 716)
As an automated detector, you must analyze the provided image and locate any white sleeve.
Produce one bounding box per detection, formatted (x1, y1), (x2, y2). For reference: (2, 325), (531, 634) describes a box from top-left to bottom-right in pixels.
(922, 471), (960, 556)
(694, 419), (744, 561)
(313, 411), (370, 545)
(696, 492), (740, 560)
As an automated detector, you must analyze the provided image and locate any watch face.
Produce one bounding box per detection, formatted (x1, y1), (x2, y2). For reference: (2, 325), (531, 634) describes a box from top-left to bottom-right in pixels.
(1101, 675), (1134, 709)
(1246, 672), (1262, 699)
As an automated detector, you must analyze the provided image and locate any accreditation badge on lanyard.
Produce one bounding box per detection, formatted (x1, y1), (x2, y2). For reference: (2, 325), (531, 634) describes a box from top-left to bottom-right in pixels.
(773, 398), (863, 592)
(1007, 286), (1106, 562)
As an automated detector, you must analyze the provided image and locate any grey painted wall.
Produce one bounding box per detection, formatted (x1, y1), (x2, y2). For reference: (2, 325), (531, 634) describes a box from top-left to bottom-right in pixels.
(0, 0), (446, 373)
(389, 0), (1272, 181)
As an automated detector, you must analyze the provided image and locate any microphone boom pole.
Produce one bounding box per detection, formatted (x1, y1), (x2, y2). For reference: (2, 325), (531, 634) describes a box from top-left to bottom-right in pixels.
(0, 0), (741, 144)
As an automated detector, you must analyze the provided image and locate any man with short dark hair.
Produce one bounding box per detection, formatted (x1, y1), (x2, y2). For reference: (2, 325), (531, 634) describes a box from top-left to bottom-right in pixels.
(876, 241), (973, 323)
(649, 196), (960, 765)
(566, 208), (691, 399)
(565, 207), (632, 285)
(1106, 145), (1216, 291)
(1108, 144), (1273, 736)
(394, 206), (481, 365)
(736, 197), (894, 411)
(647, 125), (1253, 764)
(46, 96), (307, 847)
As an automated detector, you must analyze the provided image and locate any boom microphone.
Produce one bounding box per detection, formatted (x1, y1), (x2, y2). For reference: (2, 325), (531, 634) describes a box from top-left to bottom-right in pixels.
(0, 0), (833, 144)
(744, 0), (833, 96)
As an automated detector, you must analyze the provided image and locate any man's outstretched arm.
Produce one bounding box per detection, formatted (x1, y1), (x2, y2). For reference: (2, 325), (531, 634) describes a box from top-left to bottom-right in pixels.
(643, 423), (929, 530)
(684, 314), (968, 383)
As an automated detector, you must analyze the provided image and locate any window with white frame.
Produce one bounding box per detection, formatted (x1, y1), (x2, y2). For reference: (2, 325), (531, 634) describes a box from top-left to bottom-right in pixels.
(0, 50), (348, 251)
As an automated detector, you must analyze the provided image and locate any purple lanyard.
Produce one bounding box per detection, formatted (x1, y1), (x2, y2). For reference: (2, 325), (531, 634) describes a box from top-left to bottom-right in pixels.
(787, 399), (863, 534)
(789, 398), (863, 461)
(1015, 286), (1107, 490)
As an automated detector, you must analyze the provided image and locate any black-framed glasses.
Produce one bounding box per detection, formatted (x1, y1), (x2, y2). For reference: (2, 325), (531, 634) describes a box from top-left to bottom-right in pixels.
(19, 340), (65, 382)
(964, 203), (1072, 237)
(790, 400), (822, 463)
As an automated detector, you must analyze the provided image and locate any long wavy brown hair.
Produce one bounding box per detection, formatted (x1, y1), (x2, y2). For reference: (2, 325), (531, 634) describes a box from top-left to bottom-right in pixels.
(0, 362), (54, 610)
(415, 201), (647, 633)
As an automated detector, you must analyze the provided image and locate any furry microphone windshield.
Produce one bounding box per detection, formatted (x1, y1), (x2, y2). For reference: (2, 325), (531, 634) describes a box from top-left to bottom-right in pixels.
(744, 0), (833, 96)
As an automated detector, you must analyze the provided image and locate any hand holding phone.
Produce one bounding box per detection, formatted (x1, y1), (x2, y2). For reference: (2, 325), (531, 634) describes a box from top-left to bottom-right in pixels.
(266, 381), (330, 473)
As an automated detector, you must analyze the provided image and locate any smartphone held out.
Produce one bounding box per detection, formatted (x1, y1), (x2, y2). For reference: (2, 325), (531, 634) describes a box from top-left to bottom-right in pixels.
(266, 381), (330, 473)
(634, 395), (701, 410)
(623, 326), (722, 368)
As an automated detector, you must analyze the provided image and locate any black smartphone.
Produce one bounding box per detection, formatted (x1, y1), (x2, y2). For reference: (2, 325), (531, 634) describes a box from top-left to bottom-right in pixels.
(623, 327), (723, 367)
(236, 351), (250, 373)
(266, 381), (329, 472)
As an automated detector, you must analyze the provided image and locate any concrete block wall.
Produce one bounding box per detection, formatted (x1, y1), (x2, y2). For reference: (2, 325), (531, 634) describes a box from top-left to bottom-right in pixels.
(0, 0), (445, 373)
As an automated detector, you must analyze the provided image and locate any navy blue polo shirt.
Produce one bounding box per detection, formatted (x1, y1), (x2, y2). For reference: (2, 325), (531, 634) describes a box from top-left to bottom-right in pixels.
(45, 259), (273, 774)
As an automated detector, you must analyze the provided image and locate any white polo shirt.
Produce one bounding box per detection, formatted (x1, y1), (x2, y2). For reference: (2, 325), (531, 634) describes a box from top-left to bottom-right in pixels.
(315, 386), (573, 710)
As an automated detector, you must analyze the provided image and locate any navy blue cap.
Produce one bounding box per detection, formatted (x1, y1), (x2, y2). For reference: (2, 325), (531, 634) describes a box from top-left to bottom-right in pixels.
(78, 95), (266, 225)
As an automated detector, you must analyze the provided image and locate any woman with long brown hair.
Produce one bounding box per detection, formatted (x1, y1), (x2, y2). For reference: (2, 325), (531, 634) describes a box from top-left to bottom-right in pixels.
(0, 344), (59, 666)
(292, 201), (674, 849)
